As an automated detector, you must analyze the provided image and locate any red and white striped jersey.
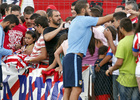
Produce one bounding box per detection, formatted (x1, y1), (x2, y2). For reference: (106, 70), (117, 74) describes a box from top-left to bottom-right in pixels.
(30, 34), (45, 58)
(133, 33), (140, 63)
(131, 16), (138, 24)
(30, 34), (49, 64)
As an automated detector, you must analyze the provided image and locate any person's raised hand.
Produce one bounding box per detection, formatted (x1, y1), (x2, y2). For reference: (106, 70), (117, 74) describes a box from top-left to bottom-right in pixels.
(95, 64), (100, 72)
(103, 28), (112, 40)
(106, 67), (113, 76)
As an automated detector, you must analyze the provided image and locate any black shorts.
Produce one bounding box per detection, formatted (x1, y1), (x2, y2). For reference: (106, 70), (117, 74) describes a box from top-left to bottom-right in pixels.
(63, 53), (83, 88)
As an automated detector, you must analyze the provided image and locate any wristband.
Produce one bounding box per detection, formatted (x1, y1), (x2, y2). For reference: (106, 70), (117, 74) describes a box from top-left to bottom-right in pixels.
(98, 63), (101, 67)
(13, 52), (17, 54)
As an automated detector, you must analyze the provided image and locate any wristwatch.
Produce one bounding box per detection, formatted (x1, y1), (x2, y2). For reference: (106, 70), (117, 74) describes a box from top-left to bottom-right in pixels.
(98, 63), (101, 67)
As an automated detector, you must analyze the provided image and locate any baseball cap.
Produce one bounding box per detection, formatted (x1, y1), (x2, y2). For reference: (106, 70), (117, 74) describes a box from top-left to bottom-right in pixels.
(46, 5), (57, 11)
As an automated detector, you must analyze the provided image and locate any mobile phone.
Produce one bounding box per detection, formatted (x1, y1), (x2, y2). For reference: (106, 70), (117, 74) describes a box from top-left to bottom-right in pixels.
(127, 13), (131, 17)
(63, 22), (70, 28)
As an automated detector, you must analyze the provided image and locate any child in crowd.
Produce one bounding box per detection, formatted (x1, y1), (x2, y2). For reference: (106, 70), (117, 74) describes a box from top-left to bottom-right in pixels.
(42, 33), (68, 74)
(94, 45), (112, 100)
(15, 30), (37, 55)
(54, 33), (68, 73)
(41, 33), (67, 83)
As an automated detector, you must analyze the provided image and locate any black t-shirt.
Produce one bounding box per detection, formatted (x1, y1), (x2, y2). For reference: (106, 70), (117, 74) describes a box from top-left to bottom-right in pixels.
(43, 27), (67, 65)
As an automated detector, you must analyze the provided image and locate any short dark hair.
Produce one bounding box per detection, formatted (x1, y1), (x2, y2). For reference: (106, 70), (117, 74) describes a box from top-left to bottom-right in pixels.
(120, 18), (133, 32)
(46, 9), (52, 14)
(93, 5), (103, 16)
(11, 5), (21, 12)
(65, 16), (73, 22)
(116, 5), (125, 10)
(106, 26), (117, 40)
(3, 14), (19, 25)
(0, 3), (8, 16)
(71, 1), (77, 6)
(26, 30), (37, 43)
(30, 13), (41, 20)
(5, 4), (14, 12)
(56, 33), (68, 50)
(47, 10), (58, 17)
(20, 16), (25, 23)
(90, 7), (101, 17)
(113, 12), (126, 21)
(126, 1), (139, 11)
(98, 45), (108, 55)
(24, 6), (34, 14)
(35, 16), (49, 28)
(75, 1), (88, 14)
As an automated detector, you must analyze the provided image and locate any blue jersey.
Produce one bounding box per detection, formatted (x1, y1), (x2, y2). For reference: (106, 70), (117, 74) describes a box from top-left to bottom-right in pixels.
(67, 16), (98, 56)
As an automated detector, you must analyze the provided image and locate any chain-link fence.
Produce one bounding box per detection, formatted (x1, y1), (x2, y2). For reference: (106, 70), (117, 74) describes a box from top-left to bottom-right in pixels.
(90, 68), (140, 100)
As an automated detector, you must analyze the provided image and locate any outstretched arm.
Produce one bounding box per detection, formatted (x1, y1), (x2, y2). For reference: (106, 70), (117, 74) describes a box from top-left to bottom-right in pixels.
(97, 14), (113, 26)
(27, 47), (47, 63)
(44, 22), (65, 42)
(95, 55), (112, 72)
(128, 9), (140, 16)
(104, 28), (116, 55)
(45, 59), (57, 71)
(106, 58), (123, 76)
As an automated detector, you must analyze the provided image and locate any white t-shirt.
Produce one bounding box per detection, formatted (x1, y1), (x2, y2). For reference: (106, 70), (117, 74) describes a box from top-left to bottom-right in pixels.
(106, 34), (119, 75)
(132, 33), (140, 63)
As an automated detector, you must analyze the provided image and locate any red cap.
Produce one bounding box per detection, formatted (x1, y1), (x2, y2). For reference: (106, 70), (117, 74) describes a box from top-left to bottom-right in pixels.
(46, 5), (57, 11)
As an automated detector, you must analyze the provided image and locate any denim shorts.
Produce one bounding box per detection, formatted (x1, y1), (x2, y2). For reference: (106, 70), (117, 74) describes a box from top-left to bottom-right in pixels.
(119, 83), (140, 100)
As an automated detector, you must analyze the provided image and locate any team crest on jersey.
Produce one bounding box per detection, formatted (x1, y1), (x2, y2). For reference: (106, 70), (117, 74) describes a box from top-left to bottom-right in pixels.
(79, 80), (82, 85)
